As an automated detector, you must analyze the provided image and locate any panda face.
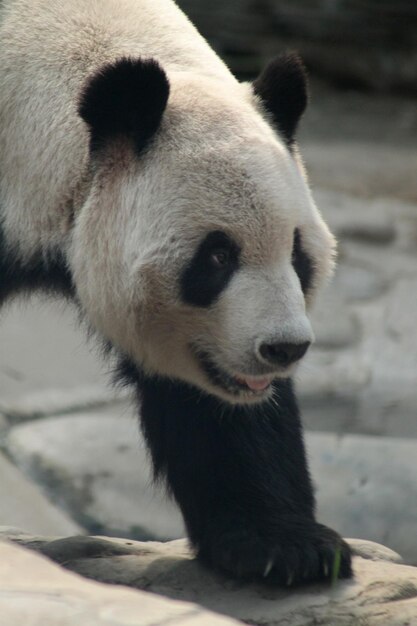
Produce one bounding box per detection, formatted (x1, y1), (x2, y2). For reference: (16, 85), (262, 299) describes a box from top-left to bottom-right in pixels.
(72, 59), (335, 406)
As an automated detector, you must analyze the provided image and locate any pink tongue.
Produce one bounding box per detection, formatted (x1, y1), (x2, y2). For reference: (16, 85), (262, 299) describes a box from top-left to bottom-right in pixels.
(239, 377), (271, 391)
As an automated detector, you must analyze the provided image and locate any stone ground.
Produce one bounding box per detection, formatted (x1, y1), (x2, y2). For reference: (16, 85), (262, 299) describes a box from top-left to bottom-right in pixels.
(3, 529), (417, 626)
(0, 536), (240, 626)
(0, 84), (416, 570)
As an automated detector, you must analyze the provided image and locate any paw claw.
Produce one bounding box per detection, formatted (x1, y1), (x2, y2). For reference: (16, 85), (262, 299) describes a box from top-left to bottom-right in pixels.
(201, 519), (352, 585)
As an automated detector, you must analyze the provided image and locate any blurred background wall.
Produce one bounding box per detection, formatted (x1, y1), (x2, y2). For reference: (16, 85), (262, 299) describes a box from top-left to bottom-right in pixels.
(178, 0), (417, 92)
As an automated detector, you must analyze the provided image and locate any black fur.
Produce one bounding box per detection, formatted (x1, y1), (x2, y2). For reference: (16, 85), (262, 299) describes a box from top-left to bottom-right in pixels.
(116, 358), (352, 584)
(0, 222), (73, 305)
(292, 228), (314, 294)
(78, 57), (170, 154)
(180, 231), (240, 307)
(253, 52), (308, 148)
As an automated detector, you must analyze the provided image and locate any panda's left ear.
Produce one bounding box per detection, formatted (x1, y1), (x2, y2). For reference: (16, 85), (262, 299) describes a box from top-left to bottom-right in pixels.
(252, 52), (308, 148)
(78, 57), (170, 153)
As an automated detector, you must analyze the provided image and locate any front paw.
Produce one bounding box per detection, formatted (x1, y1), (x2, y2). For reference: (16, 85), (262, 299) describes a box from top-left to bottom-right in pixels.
(199, 519), (352, 585)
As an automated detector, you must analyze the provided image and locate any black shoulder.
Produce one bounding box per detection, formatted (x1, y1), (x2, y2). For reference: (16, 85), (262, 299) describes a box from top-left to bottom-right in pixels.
(0, 223), (73, 304)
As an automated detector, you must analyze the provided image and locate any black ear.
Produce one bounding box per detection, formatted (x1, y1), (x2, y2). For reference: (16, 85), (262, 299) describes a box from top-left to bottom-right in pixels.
(78, 57), (170, 153)
(253, 52), (308, 148)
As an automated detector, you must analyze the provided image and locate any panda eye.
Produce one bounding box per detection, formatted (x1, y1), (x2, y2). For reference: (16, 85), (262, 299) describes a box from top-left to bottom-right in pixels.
(180, 230), (240, 307)
(210, 248), (230, 268)
(292, 228), (314, 294)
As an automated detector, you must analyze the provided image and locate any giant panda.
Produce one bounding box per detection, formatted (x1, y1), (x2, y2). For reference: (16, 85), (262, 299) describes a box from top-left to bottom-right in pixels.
(0, 0), (352, 583)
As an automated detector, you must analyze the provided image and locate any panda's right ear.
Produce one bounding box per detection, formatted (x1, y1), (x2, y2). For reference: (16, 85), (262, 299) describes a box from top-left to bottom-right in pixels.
(78, 57), (170, 154)
(253, 52), (308, 149)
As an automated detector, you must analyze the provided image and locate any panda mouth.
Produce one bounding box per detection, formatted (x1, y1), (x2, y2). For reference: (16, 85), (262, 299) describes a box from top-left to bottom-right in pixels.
(194, 349), (274, 397)
(234, 374), (274, 392)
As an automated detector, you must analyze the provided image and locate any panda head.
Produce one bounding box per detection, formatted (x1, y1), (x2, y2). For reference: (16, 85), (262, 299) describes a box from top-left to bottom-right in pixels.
(72, 54), (335, 405)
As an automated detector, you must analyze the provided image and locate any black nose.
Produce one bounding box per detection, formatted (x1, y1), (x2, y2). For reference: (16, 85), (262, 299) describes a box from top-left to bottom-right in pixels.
(259, 341), (311, 367)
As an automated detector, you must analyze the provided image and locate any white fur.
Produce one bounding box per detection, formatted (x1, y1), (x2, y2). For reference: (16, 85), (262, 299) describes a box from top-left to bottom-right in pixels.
(0, 0), (335, 404)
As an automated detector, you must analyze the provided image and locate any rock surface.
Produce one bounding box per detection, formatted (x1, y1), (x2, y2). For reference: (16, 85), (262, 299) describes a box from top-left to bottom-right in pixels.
(0, 299), (106, 405)
(2, 528), (417, 626)
(0, 451), (82, 536)
(6, 412), (185, 540)
(308, 433), (417, 565)
(0, 538), (238, 626)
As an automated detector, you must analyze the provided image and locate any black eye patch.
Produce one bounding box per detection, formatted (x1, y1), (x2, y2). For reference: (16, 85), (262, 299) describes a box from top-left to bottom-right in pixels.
(180, 231), (240, 307)
(292, 228), (314, 294)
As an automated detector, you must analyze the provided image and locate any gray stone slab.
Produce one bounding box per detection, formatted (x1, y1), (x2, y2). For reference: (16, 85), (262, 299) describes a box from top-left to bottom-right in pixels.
(0, 540), (238, 626)
(307, 432), (417, 565)
(6, 412), (185, 541)
(303, 141), (417, 203)
(314, 189), (417, 258)
(0, 297), (129, 424)
(309, 296), (361, 350)
(2, 530), (417, 626)
(300, 86), (417, 204)
(0, 385), (130, 423)
(295, 186), (417, 438)
(0, 451), (83, 536)
(0, 298), (108, 403)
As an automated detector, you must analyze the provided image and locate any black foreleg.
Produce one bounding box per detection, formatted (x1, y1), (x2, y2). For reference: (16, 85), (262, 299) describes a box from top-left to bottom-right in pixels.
(122, 362), (352, 584)
(0, 223), (73, 305)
